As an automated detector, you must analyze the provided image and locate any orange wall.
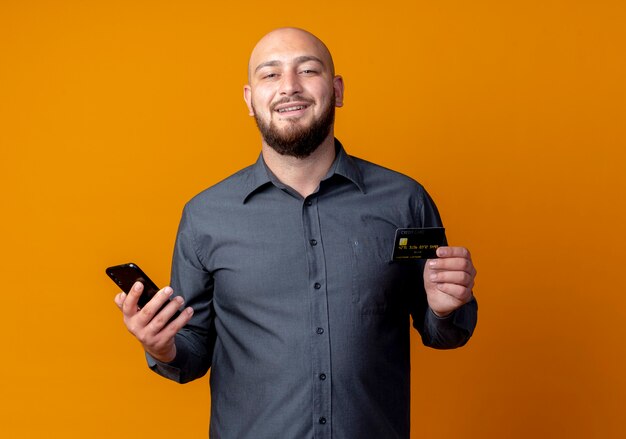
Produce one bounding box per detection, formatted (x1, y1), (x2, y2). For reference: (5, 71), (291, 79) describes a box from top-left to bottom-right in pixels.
(1, 1), (624, 438)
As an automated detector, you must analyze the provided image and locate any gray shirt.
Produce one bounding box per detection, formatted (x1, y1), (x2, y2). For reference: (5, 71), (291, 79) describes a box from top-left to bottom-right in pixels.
(149, 140), (478, 439)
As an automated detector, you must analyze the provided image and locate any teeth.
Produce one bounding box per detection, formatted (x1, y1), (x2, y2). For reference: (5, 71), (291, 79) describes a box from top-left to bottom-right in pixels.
(277, 105), (306, 113)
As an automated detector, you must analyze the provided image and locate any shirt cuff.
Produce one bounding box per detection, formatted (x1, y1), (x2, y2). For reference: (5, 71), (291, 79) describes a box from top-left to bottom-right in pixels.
(423, 297), (478, 348)
(145, 348), (187, 382)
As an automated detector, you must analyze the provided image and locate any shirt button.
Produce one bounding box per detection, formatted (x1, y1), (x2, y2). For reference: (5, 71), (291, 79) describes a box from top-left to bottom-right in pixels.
(310, 239), (317, 246)
(314, 282), (321, 289)
(316, 327), (324, 334)
(319, 373), (326, 380)
(319, 417), (327, 425)
(305, 200), (312, 206)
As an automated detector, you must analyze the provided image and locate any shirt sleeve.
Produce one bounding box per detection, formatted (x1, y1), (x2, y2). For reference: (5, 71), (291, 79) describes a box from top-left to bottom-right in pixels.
(410, 185), (478, 349)
(147, 205), (216, 383)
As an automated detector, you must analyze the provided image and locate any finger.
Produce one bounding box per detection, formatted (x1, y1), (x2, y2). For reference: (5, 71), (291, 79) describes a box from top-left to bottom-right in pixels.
(428, 257), (475, 275)
(429, 270), (474, 289)
(135, 286), (174, 325)
(433, 282), (473, 303)
(436, 246), (471, 260)
(121, 282), (143, 317)
(113, 292), (127, 310)
(146, 295), (186, 333)
(143, 305), (194, 355)
(157, 305), (194, 337)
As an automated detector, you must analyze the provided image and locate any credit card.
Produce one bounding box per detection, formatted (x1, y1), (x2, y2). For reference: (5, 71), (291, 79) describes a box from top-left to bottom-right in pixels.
(392, 227), (447, 261)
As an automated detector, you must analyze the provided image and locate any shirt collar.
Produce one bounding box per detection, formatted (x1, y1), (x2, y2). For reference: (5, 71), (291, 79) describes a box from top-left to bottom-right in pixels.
(329, 138), (366, 194)
(242, 138), (366, 203)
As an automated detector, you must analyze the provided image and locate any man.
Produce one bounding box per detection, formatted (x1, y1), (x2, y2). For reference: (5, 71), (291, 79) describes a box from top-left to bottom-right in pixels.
(115, 27), (477, 439)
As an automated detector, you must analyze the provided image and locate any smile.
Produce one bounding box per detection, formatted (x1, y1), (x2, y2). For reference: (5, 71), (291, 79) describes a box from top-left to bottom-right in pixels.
(277, 105), (308, 113)
(272, 100), (313, 115)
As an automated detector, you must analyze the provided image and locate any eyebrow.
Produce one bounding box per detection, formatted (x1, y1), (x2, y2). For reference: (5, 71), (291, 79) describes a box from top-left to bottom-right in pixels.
(253, 55), (325, 74)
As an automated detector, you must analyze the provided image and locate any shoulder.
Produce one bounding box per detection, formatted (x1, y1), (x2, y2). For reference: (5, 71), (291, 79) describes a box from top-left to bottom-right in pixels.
(347, 154), (441, 222)
(184, 163), (257, 213)
(349, 154), (427, 196)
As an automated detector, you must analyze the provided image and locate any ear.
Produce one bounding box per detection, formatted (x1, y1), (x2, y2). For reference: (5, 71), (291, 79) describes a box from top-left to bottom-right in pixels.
(243, 85), (255, 116)
(333, 75), (344, 108)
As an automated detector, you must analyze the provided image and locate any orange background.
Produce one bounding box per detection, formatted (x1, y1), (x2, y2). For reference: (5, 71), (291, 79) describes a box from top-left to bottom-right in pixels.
(1, 1), (625, 438)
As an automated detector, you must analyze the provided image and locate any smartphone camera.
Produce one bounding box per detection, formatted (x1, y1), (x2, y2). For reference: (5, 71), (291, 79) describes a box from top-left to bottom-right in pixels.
(108, 272), (122, 286)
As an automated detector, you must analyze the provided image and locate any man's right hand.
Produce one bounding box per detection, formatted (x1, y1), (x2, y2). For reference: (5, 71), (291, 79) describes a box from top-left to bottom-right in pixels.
(114, 282), (194, 363)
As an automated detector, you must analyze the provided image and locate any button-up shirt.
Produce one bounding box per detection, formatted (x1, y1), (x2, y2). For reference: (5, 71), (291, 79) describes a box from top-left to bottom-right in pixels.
(148, 140), (478, 439)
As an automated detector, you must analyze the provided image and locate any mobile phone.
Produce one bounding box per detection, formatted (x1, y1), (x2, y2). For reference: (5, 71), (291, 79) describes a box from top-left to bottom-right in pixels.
(106, 263), (181, 320)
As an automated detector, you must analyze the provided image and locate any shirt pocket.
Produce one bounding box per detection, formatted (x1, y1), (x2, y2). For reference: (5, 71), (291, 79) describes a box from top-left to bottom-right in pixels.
(350, 235), (403, 317)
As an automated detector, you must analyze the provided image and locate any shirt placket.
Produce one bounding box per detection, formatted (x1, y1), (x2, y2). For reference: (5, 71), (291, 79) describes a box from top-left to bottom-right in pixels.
(302, 195), (332, 438)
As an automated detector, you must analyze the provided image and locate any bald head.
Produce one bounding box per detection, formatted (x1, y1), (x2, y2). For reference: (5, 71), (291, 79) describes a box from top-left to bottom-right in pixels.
(248, 27), (335, 82)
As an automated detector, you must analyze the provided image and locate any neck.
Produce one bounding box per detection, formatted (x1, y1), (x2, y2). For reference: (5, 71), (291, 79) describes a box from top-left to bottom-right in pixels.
(261, 134), (336, 198)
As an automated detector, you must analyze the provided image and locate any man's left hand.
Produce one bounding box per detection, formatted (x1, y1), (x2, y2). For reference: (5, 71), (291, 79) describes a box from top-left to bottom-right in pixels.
(423, 246), (476, 317)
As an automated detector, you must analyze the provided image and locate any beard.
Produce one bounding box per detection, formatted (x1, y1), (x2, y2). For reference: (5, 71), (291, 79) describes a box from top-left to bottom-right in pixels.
(253, 95), (335, 159)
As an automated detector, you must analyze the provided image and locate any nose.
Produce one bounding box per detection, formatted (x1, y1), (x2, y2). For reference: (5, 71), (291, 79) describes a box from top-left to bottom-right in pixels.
(279, 71), (302, 96)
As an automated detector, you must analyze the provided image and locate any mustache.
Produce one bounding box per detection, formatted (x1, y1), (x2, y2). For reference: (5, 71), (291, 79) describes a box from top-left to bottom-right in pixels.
(270, 97), (314, 112)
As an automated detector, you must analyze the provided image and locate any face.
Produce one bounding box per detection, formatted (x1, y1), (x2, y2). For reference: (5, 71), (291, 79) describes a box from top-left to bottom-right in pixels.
(244, 28), (344, 158)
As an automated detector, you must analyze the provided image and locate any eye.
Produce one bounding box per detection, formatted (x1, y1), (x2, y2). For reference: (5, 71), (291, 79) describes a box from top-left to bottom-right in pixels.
(300, 69), (317, 75)
(258, 70), (280, 80)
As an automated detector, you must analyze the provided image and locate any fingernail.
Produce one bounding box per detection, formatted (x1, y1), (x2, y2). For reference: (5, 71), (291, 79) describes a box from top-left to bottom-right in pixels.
(436, 247), (447, 257)
(163, 287), (173, 296)
(186, 307), (194, 315)
(175, 296), (184, 304)
(429, 260), (437, 267)
(133, 282), (143, 291)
